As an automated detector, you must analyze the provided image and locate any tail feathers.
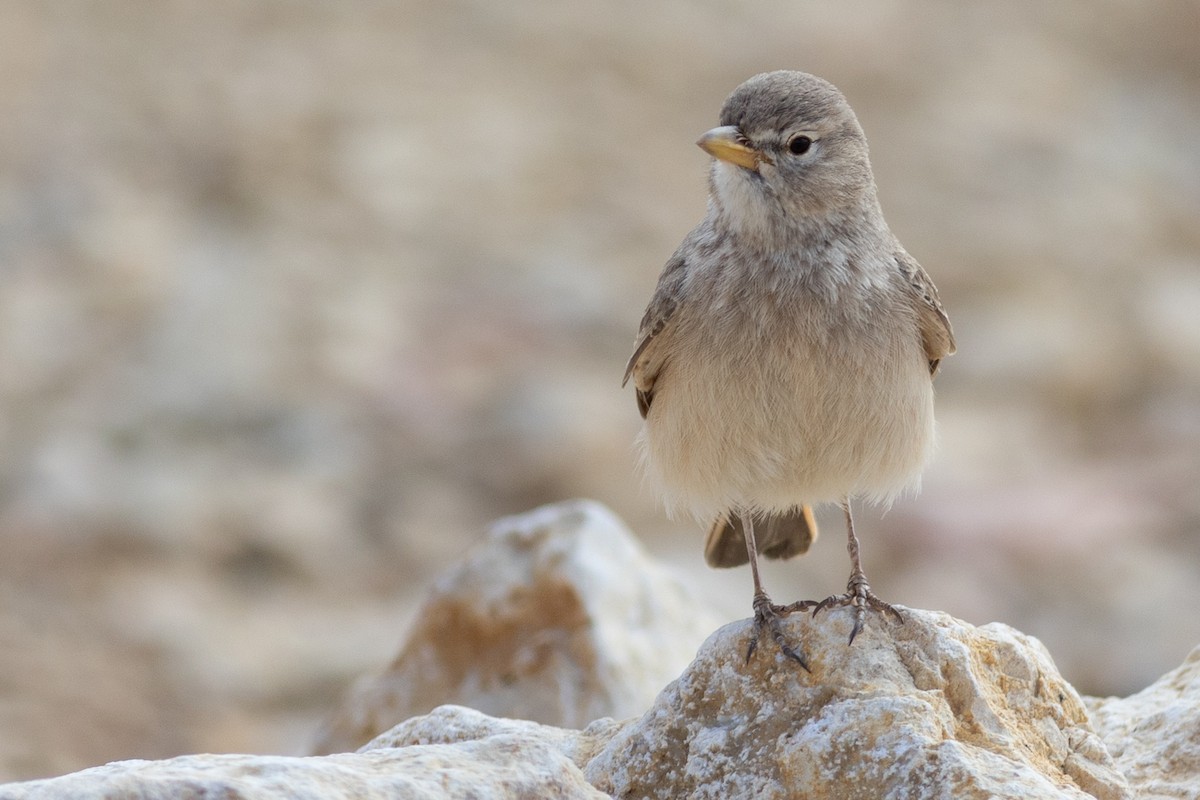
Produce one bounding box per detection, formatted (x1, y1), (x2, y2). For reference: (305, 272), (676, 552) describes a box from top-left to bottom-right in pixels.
(703, 505), (819, 568)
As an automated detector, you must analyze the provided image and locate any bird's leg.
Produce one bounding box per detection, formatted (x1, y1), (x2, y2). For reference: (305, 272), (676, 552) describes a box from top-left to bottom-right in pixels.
(742, 510), (809, 669)
(812, 499), (904, 643)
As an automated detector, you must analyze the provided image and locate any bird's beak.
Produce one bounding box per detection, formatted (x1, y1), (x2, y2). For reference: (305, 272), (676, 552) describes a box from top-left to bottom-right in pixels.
(697, 126), (771, 171)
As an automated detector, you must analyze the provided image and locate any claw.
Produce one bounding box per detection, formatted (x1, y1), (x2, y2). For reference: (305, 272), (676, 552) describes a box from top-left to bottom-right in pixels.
(811, 572), (903, 645)
(848, 610), (865, 646)
(811, 596), (836, 618)
(746, 593), (810, 670)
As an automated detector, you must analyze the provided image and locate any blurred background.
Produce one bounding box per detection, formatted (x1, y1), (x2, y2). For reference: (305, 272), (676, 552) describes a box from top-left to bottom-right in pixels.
(1, 0), (1198, 782)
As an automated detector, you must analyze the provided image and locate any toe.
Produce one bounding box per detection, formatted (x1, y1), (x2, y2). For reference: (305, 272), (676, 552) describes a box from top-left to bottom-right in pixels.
(747, 601), (810, 669)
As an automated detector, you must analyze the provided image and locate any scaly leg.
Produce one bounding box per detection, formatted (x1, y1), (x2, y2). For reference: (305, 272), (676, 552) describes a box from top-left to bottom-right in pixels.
(742, 510), (809, 669)
(812, 499), (904, 644)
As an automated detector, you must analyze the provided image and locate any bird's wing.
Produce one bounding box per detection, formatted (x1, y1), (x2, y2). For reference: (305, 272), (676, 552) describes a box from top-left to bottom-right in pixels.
(623, 250), (688, 419)
(897, 249), (956, 376)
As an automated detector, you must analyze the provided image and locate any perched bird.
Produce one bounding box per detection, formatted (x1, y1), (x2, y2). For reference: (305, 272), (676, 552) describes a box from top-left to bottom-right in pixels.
(623, 71), (955, 666)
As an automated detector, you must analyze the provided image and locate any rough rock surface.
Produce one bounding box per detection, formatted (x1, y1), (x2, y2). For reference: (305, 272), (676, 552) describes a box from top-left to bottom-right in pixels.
(312, 499), (719, 754)
(0, 608), (1166, 798)
(372, 608), (1130, 799)
(1085, 645), (1200, 799)
(584, 609), (1128, 799)
(5, 492), (1192, 798)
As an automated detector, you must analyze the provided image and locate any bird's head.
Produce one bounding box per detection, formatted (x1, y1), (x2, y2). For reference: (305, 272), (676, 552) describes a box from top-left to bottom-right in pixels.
(699, 71), (878, 238)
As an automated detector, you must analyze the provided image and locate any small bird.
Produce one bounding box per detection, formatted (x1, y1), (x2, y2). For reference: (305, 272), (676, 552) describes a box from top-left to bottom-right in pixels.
(623, 71), (955, 666)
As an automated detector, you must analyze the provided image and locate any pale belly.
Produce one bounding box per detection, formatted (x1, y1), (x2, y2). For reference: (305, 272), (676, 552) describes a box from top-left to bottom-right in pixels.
(639, 306), (934, 520)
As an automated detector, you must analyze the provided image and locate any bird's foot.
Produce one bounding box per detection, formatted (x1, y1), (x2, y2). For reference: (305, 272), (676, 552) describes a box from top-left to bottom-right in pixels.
(746, 592), (810, 670)
(812, 571), (904, 645)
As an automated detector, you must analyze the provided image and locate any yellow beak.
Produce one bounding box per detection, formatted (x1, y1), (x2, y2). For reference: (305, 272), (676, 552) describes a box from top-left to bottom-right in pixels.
(697, 126), (770, 171)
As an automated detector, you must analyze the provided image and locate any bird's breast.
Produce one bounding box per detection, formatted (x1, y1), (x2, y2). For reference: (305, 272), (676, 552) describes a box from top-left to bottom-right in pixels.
(640, 271), (933, 517)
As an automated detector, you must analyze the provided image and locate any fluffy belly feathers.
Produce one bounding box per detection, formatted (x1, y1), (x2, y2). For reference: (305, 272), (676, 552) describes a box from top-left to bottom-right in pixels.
(639, 306), (934, 520)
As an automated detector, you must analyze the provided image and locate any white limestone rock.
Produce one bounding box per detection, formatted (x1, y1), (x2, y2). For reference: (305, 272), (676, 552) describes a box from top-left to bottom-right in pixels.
(0, 607), (1166, 799)
(362, 704), (622, 772)
(0, 740), (606, 800)
(313, 499), (719, 754)
(366, 608), (1131, 799)
(7, 491), (1182, 799)
(581, 607), (1129, 799)
(1085, 644), (1200, 799)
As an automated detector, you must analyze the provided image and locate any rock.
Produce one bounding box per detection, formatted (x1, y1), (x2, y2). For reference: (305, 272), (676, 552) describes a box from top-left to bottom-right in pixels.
(363, 704), (623, 773)
(0, 608), (1158, 798)
(1085, 645), (1200, 799)
(0, 741), (606, 800)
(312, 499), (719, 754)
(583, 609), (1129, 799)
(4, 492), (1183, 798)
(372, 608), (1130, 799)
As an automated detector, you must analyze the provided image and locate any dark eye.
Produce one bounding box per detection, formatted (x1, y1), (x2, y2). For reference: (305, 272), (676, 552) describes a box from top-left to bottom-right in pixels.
(788, 135), (812, 155)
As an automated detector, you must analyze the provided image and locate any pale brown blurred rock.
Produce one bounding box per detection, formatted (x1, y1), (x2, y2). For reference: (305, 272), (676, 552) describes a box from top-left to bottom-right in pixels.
(311, 500), (719, 754)
(1085, 645), (1200, 799)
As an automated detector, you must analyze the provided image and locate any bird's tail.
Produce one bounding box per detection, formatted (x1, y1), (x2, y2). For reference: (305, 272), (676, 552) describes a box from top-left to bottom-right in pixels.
(703, 505), (818, 568)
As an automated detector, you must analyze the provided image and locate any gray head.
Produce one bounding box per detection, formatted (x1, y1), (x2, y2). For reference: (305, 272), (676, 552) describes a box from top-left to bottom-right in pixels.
(698, 71), (878, 236)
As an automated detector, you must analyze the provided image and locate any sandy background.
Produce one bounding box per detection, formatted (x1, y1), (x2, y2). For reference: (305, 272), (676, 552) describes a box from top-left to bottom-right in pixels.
(1, 0), (1198, 782)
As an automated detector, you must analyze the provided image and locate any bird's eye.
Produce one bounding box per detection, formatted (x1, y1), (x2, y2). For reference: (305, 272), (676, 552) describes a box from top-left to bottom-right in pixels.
(788, 135), (813, 155)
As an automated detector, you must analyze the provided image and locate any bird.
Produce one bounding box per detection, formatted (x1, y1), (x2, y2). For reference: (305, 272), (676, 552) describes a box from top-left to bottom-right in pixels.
(623, 71), (955, 667)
